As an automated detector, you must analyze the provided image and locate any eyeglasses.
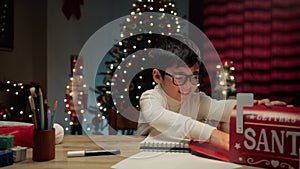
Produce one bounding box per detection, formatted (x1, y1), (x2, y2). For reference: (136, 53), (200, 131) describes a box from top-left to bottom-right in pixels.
(164, 72), (199, 86)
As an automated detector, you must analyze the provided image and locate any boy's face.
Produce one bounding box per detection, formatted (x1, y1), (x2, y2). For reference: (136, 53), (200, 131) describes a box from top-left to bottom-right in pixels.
(159, 63), (199, 102)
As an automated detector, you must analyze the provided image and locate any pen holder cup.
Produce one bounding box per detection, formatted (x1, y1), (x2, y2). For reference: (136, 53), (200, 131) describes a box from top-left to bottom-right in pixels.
(32, 129), (55, 161)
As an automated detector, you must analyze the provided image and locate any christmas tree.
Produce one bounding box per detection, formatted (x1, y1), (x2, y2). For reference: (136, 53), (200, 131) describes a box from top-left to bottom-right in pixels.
(94, 0), (182, 134)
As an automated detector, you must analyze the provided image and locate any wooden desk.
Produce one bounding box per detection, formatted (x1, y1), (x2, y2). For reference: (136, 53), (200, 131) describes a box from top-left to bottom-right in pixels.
(5, 135), (260, 169)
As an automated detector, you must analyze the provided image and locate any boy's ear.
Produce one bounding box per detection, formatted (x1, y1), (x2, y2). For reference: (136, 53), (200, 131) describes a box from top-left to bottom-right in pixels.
(152, 69), (162, 84)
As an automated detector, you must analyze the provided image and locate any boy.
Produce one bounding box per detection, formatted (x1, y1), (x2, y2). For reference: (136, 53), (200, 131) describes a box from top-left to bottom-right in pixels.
(137, 36), (286, 151)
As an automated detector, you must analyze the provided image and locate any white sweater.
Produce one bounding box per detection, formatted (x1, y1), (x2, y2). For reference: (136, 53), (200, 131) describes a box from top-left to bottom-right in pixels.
(138, 84), (236, 142)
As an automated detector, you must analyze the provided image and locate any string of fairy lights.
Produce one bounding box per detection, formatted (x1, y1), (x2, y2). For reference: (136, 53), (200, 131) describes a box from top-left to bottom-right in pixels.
(0, 81), (30, 121)
(64, 57), (89, 133)
(214, 58), (236, 100)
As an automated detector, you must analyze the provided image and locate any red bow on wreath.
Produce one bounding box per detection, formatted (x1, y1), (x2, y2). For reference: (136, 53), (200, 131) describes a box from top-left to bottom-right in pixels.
(62, 0), (84, 20)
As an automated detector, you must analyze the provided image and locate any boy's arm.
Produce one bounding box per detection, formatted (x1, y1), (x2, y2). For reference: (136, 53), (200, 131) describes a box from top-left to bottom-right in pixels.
(140, 90), (216, 142)
(209, 129), (229, 151)
(219, 122), (230, 133)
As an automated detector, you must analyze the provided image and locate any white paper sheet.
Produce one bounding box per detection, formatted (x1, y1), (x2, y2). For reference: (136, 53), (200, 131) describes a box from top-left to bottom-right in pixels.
(112, 152), (241, 169)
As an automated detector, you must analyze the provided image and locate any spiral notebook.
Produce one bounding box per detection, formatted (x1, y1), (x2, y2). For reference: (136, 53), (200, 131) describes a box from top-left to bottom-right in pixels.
(139, 136), (229, 162)
(140, 139), (191, 153)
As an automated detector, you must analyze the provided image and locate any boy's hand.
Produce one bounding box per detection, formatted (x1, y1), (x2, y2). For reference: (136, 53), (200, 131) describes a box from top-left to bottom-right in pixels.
(209, 129), (229, 151)
(254, 99), (287, 107)
(220, 122), (229, 133)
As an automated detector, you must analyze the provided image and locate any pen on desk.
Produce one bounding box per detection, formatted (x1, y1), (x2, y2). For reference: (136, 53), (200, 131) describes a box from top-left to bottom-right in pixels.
(67, 149), (121, 157)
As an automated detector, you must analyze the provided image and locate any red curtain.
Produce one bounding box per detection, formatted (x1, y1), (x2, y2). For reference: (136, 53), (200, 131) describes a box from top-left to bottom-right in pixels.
(194, 0), (300, 103)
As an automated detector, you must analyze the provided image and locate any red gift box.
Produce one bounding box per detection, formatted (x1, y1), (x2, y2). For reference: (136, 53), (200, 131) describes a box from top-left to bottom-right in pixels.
(0, 125), (34, 147)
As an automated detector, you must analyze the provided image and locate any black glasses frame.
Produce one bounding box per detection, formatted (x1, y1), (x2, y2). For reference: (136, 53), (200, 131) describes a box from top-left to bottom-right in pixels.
(164, 72), (199, 86)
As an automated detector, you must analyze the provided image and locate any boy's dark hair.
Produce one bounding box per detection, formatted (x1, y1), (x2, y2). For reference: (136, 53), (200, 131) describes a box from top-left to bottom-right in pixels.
(151, 35), (201, 78)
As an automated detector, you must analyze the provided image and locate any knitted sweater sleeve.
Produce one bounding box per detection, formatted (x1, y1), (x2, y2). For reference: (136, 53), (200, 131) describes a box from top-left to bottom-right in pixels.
(139, 89), (215, 141)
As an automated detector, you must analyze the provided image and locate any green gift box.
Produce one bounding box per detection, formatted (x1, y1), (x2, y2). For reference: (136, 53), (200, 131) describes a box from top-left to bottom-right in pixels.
(0, 135), (14, 150)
